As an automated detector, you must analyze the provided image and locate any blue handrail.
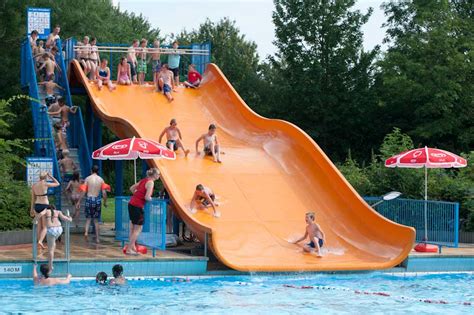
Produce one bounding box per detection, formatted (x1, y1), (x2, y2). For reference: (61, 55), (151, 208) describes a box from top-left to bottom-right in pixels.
(20, 38), (62, 208)
(56, 38), (92, 178)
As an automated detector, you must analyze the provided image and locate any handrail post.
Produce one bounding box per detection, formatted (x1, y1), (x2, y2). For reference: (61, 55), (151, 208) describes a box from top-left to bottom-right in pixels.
(204, 232), (208, 257)
(454, 202), (459, 248)
(32, 219), (37, 263)
(66, 210), (71, 274)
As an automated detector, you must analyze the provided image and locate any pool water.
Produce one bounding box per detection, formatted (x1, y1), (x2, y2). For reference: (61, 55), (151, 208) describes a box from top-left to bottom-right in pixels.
(0, 273), (472, 314)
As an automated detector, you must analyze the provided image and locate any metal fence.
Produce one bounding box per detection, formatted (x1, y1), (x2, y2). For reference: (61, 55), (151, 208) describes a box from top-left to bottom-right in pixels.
(364, 197), (459, 247)
(63, 38), (211, 82)
(115, 196), (167, 252)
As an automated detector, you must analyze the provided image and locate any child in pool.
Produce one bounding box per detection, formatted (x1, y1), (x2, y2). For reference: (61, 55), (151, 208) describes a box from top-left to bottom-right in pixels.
(109, 264), (127, 285)
(158, 118), (190, 157)
(33, 263), (71, 286)
(96, 271), (108, 285)
(291, 212), (325, 257)
(35, 205), (72, 271)
(190, 184), (220, 218)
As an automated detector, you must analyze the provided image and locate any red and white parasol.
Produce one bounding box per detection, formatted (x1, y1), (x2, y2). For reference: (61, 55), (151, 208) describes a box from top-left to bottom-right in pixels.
(92, 137), (175, 182)
(385, 146), (467, 241)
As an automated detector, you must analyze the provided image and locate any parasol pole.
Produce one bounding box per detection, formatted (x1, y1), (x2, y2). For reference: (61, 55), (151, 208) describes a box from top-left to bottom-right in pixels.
(134, 159), (137, 184)
(131, 136), (137, 183)
(424, 146), (429, 240)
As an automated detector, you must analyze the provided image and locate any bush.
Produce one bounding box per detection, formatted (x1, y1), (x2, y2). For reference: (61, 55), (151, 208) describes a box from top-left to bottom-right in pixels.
(0, 96), (32, 231)
(339, 128), (474, 231)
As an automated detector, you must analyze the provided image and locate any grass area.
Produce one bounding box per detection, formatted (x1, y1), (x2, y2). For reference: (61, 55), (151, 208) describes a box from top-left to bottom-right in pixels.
(101, 197), (115, 223)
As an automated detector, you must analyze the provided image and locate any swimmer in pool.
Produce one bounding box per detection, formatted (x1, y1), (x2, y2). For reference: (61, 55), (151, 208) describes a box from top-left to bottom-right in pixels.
(96, 271), (108, 285)
(158, 118), (190, 157)
(291, 212), (325, 257)
(190, 184), (220, 218)
(109, 264), (127, 285)
(33, 263), (71, 286)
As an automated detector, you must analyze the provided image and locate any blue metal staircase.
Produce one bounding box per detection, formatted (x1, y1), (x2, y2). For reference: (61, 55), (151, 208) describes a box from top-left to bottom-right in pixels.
(20, 38), (92, 210)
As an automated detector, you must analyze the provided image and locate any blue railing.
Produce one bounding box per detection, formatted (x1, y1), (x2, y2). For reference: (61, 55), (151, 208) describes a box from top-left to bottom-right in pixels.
(20, 39), (62, 208)
(115, 196), (167, 253)
(63, 39), (211, 80)
(364, 197), (459, 247)
(57, 38), (92, 178)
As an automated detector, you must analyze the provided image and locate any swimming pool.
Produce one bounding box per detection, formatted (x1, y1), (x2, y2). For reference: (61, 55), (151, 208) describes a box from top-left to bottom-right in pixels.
(0, 273), (472, 314)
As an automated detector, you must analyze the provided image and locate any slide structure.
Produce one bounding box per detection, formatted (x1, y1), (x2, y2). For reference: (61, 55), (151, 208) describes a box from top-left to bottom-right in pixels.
(70, 60), (415, 272)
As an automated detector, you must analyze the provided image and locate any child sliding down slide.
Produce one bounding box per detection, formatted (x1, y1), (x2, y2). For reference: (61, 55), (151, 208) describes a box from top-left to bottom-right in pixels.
(290, 212), (326, 257)
(190, 184), (220, 218)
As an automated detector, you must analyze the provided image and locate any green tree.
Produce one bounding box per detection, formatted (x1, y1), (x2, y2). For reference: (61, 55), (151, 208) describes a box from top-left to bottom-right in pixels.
(0, 96), (32, 231)
(270, 0), (380, 161)
(173, 18), (265, 111)
(378, 0), (473, 154)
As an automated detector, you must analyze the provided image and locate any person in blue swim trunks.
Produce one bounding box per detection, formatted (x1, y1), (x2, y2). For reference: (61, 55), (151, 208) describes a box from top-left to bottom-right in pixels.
(291, 212), (325, 257)
(84, 165), (108, 243)
(157, 64), (175, 102)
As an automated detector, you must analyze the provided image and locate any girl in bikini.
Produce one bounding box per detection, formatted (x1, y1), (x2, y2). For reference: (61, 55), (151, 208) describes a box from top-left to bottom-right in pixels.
(117, 57), (132, 85)
(35, 205), (72, 271)
(30, 172), (60, 249)
(89, 37), (99, 80)
(66, 171), (83, 222)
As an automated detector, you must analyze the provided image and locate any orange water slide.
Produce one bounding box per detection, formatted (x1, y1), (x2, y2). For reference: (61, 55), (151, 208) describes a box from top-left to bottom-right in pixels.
(69, 60), (415, 271)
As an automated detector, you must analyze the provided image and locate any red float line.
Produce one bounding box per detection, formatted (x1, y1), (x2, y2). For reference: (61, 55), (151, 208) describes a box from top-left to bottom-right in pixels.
(283, 284), (472, 306)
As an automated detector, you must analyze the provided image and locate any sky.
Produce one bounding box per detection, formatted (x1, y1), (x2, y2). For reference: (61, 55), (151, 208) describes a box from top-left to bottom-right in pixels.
(113, 0), (387, 59)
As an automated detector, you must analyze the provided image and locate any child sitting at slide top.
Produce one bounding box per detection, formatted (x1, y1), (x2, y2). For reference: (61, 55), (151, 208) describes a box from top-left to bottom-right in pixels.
(190, 184), (220, 218)
(184, 64), (202, 88)
(96, 58), (116, 91)
(158, 118), (190, 157)
(117, 57), (132, 85)
(291, 212), (325, 258)
(35, 205), (73, 271)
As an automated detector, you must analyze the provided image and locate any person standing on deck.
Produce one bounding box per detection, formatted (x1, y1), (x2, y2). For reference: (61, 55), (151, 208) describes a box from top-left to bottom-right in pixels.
(84, 165), (108, 243)
(126, 168), (160, 255)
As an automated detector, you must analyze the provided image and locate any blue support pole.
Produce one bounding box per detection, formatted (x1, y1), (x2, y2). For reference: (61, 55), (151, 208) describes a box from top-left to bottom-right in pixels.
(92, 114), (102, 175)
(141, 160), (148, 178)
(86, 100), (93, 154)
(115, 160), (123, 196)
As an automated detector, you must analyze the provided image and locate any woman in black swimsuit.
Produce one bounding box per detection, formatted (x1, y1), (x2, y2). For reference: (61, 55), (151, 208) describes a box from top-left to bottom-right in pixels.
(30, 172), (60, 249)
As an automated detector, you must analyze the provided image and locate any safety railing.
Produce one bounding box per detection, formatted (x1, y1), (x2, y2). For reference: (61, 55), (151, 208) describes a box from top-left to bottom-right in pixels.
(32, 210), (71, 274)
(364, 197), (459, 247)
(20, 39), (62, 208)
(63, 39), (211, 82)
(57, 38), (92, 179)
(115, 196), (167, 256)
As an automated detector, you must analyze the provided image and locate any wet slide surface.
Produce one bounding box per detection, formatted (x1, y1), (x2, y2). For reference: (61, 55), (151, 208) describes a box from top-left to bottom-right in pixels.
(70, 61), (415, 271)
